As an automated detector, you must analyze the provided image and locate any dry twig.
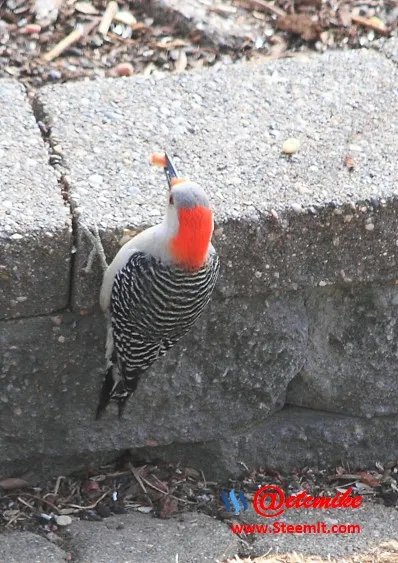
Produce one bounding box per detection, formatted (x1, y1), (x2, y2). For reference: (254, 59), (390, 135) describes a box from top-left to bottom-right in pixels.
(98, 0), (118, 36)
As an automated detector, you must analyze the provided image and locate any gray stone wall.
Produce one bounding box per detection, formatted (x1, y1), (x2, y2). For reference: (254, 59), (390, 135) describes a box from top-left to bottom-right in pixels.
(1, 45), (398, 480)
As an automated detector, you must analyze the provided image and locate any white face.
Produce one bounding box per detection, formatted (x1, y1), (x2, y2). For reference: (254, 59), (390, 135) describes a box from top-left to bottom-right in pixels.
(163, 181), (211, 236)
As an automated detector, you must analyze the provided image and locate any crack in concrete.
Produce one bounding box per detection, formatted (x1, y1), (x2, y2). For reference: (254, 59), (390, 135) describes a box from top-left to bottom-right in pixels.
(27, 90), (78, 313)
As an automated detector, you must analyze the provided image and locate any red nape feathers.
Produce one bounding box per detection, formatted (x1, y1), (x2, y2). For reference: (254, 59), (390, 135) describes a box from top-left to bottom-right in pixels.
(170, 206), (214, 270)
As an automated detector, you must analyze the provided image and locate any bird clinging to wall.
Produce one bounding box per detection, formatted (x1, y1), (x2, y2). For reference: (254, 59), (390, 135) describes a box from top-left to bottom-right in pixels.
(87, 153), (220, 419)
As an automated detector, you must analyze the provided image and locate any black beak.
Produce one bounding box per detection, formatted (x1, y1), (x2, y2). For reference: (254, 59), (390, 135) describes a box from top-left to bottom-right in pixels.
(164, 153), (179, 189)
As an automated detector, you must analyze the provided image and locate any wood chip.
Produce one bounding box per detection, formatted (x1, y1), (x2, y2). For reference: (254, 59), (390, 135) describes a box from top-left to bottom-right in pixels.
(207, 4), (238, 16)
(0, 478), (29, 490)
(114, 10), (137, 26)
(98, 0), (118, 37)
(338, 5), (352, 27)
(235, 0), (286, 18)
(277, 13), (321, 41)
(175, 50), (188, 72)
(42, 19), (98, 61)
(42, 28), (83, 61)
(351, 14), (389, 35)
(74, 1), (99, 15)
(22, 24), (42, 34)
(152, 39), (190, 50)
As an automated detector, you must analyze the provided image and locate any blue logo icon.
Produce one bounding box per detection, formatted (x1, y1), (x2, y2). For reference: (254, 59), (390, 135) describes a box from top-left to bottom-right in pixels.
(220, 489), (248, 515)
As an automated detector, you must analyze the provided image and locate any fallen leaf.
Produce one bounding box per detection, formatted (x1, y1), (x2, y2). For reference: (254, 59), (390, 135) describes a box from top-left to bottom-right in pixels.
(158, 495), (178, 518)
(359, 471), (380, 488)
(276, 14), (321, 41)
(0, 478), (29, 490)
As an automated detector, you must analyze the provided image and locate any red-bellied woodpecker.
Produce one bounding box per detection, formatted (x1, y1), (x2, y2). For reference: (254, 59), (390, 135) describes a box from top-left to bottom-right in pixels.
(87, 153), (220, 418)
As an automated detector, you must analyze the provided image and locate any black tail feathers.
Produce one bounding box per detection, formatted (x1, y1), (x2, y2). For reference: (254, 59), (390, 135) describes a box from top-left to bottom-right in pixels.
(95, 365), (115, 420)
(95, 364), (142, 420)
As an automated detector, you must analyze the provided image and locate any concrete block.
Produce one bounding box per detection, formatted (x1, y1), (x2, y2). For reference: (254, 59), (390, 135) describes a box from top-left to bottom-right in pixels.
(37, 49), (398, 311)
(287, 285), (398, 417)
(0, 292), (307, 480)
(0, 80), (71, 320)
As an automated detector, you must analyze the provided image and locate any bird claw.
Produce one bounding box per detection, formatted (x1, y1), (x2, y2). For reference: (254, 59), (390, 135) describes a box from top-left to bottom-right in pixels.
(81, 223), (108, 274)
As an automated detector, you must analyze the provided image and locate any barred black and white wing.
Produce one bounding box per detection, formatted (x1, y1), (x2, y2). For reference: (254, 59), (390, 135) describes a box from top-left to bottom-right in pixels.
(96, 250), (219, 418)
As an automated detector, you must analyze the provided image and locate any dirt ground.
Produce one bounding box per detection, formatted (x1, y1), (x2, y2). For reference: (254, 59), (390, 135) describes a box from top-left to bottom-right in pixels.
(0, 0), (397, 89)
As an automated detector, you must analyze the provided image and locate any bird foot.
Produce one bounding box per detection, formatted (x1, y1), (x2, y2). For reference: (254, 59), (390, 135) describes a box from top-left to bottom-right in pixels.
(81, 223), (108, 274)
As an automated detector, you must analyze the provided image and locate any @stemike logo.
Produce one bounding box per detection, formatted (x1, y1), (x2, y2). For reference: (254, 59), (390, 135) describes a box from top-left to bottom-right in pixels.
(221, 489), (248, 515)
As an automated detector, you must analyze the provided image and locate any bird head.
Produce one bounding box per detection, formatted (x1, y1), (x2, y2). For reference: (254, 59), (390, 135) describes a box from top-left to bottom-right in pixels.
(162, 154), (214, 271)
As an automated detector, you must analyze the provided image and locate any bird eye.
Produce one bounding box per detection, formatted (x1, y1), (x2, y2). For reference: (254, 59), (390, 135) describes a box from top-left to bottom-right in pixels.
(169, 194), (174, 205)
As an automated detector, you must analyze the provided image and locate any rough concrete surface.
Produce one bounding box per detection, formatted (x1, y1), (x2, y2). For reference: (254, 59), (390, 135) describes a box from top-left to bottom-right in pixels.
(0, 504), (397, 563)
(240, 406), (398, 473)
(0, 531), (67, 563)
(38, 49), (398, 310)
(0, 80), (71, 320)
(66, 512), (239, 563)
(0, 294), (307, 480)
(241, 501), (398, 558)
(1, 46), (398, 485)
(373, 36), (398, 64)
(287, 284), (398, 417)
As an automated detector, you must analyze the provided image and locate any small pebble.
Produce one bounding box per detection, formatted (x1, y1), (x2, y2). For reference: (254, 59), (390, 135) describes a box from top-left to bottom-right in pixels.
(46, 532), (63, 544)
(137, 506), (153, 513)
(282, 138), (300, 155)
(55, 515), (72, 527)
(10, 233), (23, 240)
(114, 62), (134, 77)
(365, 223), (375, 231)
(291, 203), (303, 214)
(48, 69), (62, 80)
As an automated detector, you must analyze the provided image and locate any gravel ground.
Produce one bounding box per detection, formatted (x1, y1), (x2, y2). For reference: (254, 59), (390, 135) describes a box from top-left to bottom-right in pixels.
(1, 458), (397, 537)
(0, 0), (397, 89)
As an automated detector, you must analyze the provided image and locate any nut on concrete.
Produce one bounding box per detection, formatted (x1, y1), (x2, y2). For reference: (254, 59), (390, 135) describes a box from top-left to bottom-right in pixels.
(38, 49), (398, 310)
(0, 80), (71, 319)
